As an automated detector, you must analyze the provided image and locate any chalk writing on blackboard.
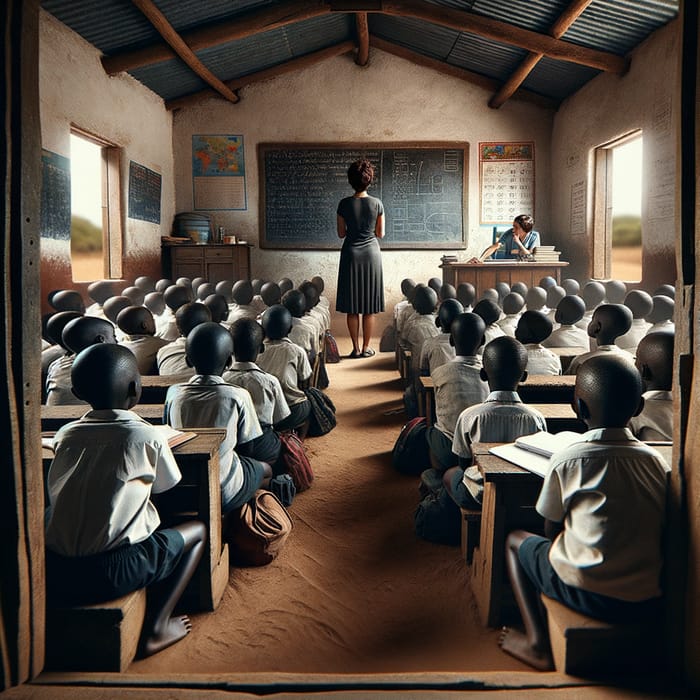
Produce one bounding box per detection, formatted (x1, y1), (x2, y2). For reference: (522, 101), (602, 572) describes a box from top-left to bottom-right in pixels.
(259, 143), (468, 250)
(128, 161), (161, 224)
(41, 149), (71, 242)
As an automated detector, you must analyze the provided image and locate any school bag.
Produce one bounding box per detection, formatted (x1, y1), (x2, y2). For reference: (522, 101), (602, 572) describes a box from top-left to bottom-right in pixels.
(324, 330), (340, 363)
(304, 386), (337, 436)
(276, 431), (314, 491)
(379, 324), (396, 352)
(414, 486), (462, 546)
(391, 416), (429, 475)
(226, 490), (293, 566)
(268, 473), (296, 507)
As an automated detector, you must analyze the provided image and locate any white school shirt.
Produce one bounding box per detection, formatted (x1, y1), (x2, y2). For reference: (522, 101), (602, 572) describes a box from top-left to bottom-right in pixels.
(616, 318), (652, 353)
(156, 309), (180, 342)
(157, 336), (194, 377)
(250, 295), (268, 316)
(152, 311), (171, 339)
(565, 344), (635, 375)
(477, 323), (506, 355)
(394, 299), (409, 321)
(45, 409), (181, 556)
(227, 304), (259, 325)
(289, 317), (315, 356)
(538, 427), (670, 601)
(431, 355), (488, 440)
(84, 303), (108, 320)
(628, 390), (673, 441)
(525, 343), (562, 375)
(405, 314), (440, 372)
(543, 324), (590, 349)
(646, 320), (674, 335)
(45, 354), (87, 406)
(311, 303), (330, 332)
(164, 375), (262, 506)
(223, 361), (291, 426)
(575, 310), (594, 331)
(121, 334), (169, 375)
(496, 314), (520, 338)
(545, 308), (560, 330)
(257, 338), (312, 407)
(397, 306), (417, 341)
(419, 333), (455, 375)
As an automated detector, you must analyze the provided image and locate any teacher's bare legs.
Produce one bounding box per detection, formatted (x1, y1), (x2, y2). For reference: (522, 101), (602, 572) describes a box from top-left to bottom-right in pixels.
(361, 314), (375, 355)
(346, 313), (361, 356)
(346, 313), (376, 357)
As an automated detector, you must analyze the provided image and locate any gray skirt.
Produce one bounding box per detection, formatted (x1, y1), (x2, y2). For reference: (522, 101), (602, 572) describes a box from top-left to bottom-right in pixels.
(336, 237), (384, 314)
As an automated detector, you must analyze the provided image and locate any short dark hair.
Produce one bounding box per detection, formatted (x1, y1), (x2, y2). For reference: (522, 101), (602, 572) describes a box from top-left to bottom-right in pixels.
(261, 304), (292, 340)
(230, 318), (264, 362)
(514, 214), (534, 233)
(483, 336), (528, 390)
(72, 344), (140, 409)
(175, 302), (211, 337)
(347, 159), (374, 192)
(186, 322), (233, 375)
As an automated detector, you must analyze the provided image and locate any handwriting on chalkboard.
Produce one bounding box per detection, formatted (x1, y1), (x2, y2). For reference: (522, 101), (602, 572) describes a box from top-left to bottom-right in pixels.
(128, 161), (161, 224)
(259, 143), (468, 249)
(41, 150), (71, 242)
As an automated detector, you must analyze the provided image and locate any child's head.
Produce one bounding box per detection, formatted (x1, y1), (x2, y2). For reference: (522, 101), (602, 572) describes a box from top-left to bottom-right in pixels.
(134, 276), (155, 292)
(412, 286), (438, 315)
(87, 280), (116, 305)
(164, 284), (193, 312)
(545, 285), (566, 310)
(605, 279), (627, 304)
(121, 285), (146, 306)
(117, 305), (156, 337)
(588, 303), (633, 344)
(562, 278), (580, 295)
(230, 318), (264, 362)
(480, 288), (500, 305)
(176, 277), (193, 291)
(473, 299), (501, 327)
(155, 278), (173, 293)
(261, 304), (293, 340)
(450, 312), (486, 356)
(261, 282), (281, 307)
(574, 354), (643, 428)
(282, 289), (307, 318)
(50, 290), (85, 313)
(515, 310), (553, 345)
(232, 280), (254, 305)
(102, 295), (132, 324)
(636, 332), (674, 391)
(481, 336), (528, 391)
(436, 298), (464, 332)
(62, 316), (117, 354)
(511, 281), (529, 297)
(525, 286), (546, 311)
(581, 281), (606, 310)
(196, 282), (216, 301)
(186, 322), (233, 375)
(191, 277), (206, 295)
(299, 280), (320, 310)
(653, 284), (675, 299)
(647, 294), (674, 324)
(456, 282), (476, 308)
(495, 282), (511, 302)
(502, 292), (525, 316)
(311, 276), (325, 294)
(539, 276), (557, 290)
(46, 311), (82, 349)
(144, 291), (165, 316)
(439, 283), (457, 301)
(71, 343), (141, 410)
(215, 280), (234, 303)
(175, 302), (212, 338)
(623, 289), (653, 319)
(278, 277), (294, 295)
(427, 277), (442, 295)
(251, 279), (265, 296)
(204, 294), (230, 324)
(401, 278), (416, 297)
(555, 294), (586, 325)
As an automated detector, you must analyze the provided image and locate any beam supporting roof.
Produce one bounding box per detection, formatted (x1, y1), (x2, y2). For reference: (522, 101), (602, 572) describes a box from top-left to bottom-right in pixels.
(355, 12), (370, 66)
(130, 0), (239, 103)
(165, 41), (356, 111)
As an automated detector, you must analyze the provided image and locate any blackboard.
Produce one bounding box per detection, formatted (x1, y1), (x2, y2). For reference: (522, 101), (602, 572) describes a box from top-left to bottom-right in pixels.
(259, 143), (468, 249)
(41, 149), (71, 242)
(128, 161), (162, 224)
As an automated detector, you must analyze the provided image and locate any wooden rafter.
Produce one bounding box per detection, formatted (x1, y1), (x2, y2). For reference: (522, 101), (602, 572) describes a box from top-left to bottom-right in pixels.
(130, 0), (239, 103)
(489, 0), (595, 109)
(165, 41), (355, 111)
(355, 12), (370, 66)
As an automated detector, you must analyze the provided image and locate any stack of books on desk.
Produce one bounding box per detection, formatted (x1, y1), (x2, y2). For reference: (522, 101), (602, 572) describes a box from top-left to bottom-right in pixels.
(532, 246), (561, 261)
(440, 254), (458, 265)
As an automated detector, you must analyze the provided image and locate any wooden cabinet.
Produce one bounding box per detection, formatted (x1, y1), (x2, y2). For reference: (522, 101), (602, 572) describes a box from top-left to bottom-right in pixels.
(162, 244), (251, 283)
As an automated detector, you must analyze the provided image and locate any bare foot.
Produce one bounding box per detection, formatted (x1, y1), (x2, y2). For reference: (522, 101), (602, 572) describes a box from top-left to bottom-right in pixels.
(141, 615), (192, 657)
(498, 626), (554, 671)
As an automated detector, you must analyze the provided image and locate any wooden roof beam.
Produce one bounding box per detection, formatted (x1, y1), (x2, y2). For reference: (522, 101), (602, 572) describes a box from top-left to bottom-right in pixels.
(489, 0), (595, 109)
(369, 36), (557, 110)
(103, 0), (330, 75)
(166, 41), (355, 111)
(131, 0), (238, 103)
(381, 0), (629, 74)
(355, 12), (370, 66)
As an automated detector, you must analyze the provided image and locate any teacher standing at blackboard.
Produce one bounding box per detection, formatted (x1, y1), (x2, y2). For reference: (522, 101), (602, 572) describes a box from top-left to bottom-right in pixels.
(336, 159), (385, 359)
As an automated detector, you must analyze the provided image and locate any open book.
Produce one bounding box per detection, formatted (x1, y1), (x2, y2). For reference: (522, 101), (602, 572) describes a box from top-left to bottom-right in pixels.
(489, 431), (583, 477)
(154, 424), (197, 449)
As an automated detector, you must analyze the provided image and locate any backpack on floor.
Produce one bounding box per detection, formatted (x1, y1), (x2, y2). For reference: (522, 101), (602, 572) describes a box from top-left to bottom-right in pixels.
(268, 473), (296, 507)
(304, 386), (337, 437)
(379, 324), (396, 352)
(276, 431), (314, 491)
(324, 331), (340, 364)
(414, 486), (462, 546)
(392, 416), (429, 475)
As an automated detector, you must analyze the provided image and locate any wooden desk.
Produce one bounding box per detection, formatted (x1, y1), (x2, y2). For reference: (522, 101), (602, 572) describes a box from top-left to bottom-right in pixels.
(518, 374), (576, 404)
(41, 404), (164, 431)
(441, 261), (569, 297)
(140, 374), (191, 403)
(548, 347), (588, 373)
(43, 428), (228, 613)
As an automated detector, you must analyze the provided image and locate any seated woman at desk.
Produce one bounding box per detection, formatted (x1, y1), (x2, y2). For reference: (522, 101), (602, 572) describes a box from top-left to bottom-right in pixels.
(469, 214), (540, 263)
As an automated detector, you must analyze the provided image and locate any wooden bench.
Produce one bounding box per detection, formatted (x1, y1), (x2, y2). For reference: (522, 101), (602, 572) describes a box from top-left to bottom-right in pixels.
(45, 588), (146, 671)
(41, 403), (164, 431)
(541, 594), (662, 677)
(460, 507), (481, 565)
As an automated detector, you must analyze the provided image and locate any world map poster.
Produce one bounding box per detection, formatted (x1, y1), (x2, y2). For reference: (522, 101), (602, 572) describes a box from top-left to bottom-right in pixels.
(192, 134), (247, 210)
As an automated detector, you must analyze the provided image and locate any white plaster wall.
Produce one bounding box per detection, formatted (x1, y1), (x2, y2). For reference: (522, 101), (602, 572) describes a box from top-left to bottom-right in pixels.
(549, 19), (679, 289)
(173, 49), (554, 334)
(39, 9), (175, 286)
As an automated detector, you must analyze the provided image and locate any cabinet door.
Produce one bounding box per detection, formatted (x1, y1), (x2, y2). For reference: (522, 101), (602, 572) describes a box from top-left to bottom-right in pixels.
(206, 262), (235, 283)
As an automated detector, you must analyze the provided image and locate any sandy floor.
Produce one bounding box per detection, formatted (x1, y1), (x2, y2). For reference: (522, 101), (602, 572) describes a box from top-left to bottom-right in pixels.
(128, 346), (529, 676)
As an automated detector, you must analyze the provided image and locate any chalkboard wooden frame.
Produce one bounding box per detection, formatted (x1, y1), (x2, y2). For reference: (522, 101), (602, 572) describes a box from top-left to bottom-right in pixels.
(258, 142), (469, 250)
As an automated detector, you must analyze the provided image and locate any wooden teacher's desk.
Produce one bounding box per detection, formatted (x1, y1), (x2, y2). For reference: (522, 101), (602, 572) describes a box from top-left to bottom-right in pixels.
(441, 261), (569, 296)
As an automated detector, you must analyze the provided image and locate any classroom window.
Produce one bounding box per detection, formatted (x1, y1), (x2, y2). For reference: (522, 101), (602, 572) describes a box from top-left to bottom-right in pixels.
(69, 129), (122, 281)
(593, 132), (643, 282)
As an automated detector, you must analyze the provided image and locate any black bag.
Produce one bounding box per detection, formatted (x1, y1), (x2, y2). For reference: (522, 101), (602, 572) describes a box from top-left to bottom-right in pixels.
(379, 324), (396, 352)
(414, 487), (462, 546)
(269, 473), (296, 507)
(304, 387), (337, 437)
(391, 416), (429, 475)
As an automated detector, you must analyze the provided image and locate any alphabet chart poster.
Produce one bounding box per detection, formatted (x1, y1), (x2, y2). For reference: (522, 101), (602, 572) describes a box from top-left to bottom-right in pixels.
(479, 142), (535, 224)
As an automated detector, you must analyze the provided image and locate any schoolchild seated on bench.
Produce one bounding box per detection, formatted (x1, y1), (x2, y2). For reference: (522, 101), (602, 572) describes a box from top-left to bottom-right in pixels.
(45, 343), (206, 657)
(419, 297), (464, 376)
(472, 299), (505, 355)
(85, 280), (117, 319)
(118, 305), (168, 376)
(144, 291), (170, 339)
(42, 311), (82, 401)
(542, 295), (589, 349)
(403, 285), (440, 377)
(456, 282), (476, 313)
(157, 302), (211, 377)
(616, 289), (653, 354)
(283, 289), (316, 363)
(157, 285), (193, 342)
(499, 355), (670, 670)
(227, 280), (258, 325)
(202, 293), (230, 326)
(646, 294), (675, 335)
(515, 311), (561, 376)
(496, 292), (525, 338)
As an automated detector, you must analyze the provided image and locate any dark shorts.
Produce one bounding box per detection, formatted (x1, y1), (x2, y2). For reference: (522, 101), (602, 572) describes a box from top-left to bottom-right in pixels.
(275, 399), (311, 431)
(46, 528), (185, 606)
(425, 426), (458, 471)
(222, 455), (267, 513)
(448, 468), (482, 510)
(519, 536), (662, 624)
(237, 426), (281, 466)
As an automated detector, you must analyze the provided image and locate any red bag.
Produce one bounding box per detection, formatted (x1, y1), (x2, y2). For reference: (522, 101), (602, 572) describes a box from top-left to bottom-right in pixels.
(392, 416), (429, 475)
(324, 330), (340, 363)
(276, 431), (314, 491)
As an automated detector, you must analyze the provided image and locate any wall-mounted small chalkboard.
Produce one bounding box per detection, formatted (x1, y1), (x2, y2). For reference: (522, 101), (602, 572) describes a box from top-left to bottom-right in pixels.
(259, 142), (468, 249)
(41, 149), (71, 242)
(128, 161), (162, 224)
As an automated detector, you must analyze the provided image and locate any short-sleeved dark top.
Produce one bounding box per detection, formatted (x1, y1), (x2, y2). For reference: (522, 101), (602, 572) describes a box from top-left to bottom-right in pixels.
(337, 196), (384, 243)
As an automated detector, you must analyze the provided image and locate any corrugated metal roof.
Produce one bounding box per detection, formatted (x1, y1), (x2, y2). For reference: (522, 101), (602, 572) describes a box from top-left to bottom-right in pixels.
(369, 15), (460, 61)
(523, 56), (600, 102)
(448, 31), (528, 80)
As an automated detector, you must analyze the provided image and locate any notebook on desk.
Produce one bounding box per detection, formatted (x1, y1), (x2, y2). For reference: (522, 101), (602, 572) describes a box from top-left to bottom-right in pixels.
(488, 430), (584, 477)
